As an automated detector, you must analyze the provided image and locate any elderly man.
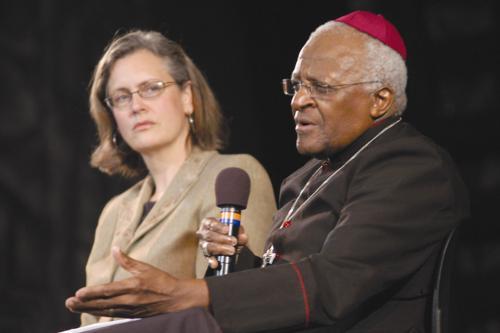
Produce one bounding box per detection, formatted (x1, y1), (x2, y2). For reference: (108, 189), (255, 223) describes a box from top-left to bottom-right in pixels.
(66, 11), (469, 333)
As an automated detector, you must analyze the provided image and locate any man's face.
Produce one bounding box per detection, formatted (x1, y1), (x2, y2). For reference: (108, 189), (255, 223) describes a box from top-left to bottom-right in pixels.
(291, 30), (375, 157)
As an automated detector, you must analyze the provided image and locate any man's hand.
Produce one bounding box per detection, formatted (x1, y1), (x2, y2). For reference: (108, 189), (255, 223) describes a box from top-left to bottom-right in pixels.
(65, 247), (209, 318)
(196, 217), (249, 269)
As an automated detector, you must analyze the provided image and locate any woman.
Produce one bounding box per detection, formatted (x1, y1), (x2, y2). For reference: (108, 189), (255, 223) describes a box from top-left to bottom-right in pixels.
(82, 30), (276, 325)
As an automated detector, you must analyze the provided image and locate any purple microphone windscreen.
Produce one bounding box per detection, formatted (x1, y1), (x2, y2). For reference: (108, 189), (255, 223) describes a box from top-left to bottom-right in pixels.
(215, 167), (251, 209)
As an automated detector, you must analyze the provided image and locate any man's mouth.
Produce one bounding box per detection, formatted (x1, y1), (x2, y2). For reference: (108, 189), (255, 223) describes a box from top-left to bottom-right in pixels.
(295, 118), (316, 133)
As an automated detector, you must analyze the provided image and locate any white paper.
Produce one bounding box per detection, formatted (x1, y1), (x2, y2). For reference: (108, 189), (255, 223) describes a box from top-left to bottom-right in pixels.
(59, 318), (141, 332)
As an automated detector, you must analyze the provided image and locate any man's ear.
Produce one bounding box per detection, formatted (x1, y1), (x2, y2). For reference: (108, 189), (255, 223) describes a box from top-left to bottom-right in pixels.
(370, 87), (394, 119)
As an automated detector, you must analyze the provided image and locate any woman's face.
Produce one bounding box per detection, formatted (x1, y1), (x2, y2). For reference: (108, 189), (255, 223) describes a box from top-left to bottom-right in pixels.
(106, 49), (193, 156)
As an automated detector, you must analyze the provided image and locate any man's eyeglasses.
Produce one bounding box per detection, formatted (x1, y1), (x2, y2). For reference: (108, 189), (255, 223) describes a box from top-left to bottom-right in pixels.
(282, 78), (380, 99)
(105, 80), (177, 110)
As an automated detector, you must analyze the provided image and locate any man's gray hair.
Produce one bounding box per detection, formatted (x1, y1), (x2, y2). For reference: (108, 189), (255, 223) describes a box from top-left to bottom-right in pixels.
(310, 21), (408, 116)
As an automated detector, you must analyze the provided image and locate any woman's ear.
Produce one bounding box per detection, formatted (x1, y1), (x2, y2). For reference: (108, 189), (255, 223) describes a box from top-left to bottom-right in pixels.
(181, 81), (194, 116)
(370, 87), (394, 119)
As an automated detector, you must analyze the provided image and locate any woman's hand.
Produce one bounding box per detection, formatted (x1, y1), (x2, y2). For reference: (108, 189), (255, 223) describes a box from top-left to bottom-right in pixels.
(196, 217), (249, 269)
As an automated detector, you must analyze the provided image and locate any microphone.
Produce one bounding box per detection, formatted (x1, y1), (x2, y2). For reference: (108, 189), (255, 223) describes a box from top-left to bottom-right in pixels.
(214, 167), (251, 276)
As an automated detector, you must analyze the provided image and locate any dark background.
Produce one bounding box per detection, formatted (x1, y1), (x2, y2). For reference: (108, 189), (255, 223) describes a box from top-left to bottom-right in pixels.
(1, 0), (498, 332)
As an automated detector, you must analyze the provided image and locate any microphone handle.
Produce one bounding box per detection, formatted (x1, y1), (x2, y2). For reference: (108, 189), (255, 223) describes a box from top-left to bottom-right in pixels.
(216, 206), (241, 276)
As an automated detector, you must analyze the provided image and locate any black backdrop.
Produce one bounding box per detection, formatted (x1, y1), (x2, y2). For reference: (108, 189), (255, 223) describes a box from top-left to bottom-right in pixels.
(1, 0), (499, 332)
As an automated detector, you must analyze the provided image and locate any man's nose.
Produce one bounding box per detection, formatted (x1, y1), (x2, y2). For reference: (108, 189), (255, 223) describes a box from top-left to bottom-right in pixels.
(291, 87), (314, 113)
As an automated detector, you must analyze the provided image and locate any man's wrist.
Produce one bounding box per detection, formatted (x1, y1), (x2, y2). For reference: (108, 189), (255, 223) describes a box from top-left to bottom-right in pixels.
(173, 278), (210, 311)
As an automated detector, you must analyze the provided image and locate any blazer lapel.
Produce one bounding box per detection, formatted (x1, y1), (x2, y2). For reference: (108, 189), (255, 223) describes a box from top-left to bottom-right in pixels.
(128, 149), (217, 245)
(111, 177), (155, 253)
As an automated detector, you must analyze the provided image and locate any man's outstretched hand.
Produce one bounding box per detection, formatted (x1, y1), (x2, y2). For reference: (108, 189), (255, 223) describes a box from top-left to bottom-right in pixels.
(65, 247), (209, 318)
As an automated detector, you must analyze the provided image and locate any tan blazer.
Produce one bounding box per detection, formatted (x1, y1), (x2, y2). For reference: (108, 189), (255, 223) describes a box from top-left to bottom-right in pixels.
(82, 149), (276, 325)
